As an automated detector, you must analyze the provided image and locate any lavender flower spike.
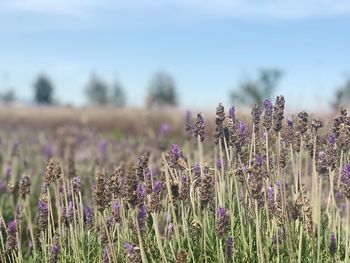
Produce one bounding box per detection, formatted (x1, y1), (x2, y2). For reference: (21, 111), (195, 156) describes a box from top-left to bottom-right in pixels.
(5, 220), (17, 251)
(329, 232), (336, 256)
(226, 235), (234, 260)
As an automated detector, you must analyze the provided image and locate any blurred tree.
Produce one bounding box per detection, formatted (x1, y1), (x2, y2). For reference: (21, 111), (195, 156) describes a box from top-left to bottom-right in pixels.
(231, 69), (283, 105)
(85, 75), (109, 105)
(111, 81), (126, 107)
(34, 75), (54, 104)
(148, 72), (178, 107)
(0, 89), (16, 103)
(331, 78), (350, 110)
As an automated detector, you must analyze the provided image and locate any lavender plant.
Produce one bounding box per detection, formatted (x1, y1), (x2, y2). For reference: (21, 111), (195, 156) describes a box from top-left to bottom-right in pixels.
(0, 98), (349, 263)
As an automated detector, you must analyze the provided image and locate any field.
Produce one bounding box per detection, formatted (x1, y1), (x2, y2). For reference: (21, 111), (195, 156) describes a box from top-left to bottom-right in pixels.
(0, 98), (348, 262)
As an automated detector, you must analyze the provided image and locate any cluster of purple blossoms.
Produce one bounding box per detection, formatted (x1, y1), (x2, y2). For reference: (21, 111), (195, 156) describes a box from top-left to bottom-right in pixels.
(215, 207), (231, 238)
(5, 220), (17, 251)
(226, 236), (234, 260)
(72, 176), (81, 194)
(66, 201), (74, 224)
(193, 164), (201, 186)
(228, 106), (235, 121)
(124, 242), (141, 261)
(193, 113), (205, 142)
(112, 200), (121, 223)
(149, 180), (163, 213)
(83, 206), (94, 229)
(136, 182), (147, 203)
(50, 236), (60, 263)
(167, 144), (185, 170)
(268, 185), (275, 214)
(263, 99), (273, 131)
(38, 199), (49, 231)
(341, 164), (350, 199)
(138, 203), (147, 230)
(329, 232), (336, 256)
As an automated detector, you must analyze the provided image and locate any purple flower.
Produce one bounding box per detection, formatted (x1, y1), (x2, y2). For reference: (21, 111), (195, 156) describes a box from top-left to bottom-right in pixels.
(84, 206), (94, 228)
(112, 200), (121, 223)
(136, 182), (146, 201)
(263, 99), (273, 109)
(145, 168), (153, 194)
(197, 113), (204, 126)
(138, 203), (147, 229)
(5, 163), (12, 180)
(287, 118), (293, 127)
(66, 201), (74, 224)
(342, 164), (350, 181)
(193, 113), (205, 142)
(145, 168), (152, 180)
(336, 191), (343, 200)
(42, 144), (53, 160)
(38, 199), (48, 214)
(98, 139), (107, 163)
(160, 123), (170, 137)
(228, 107), (235, 120)
(5, 220), (17, 251)
(193, 163), (201, 186)
(216, 207), (231, 237)
(193, 163), (200, 175)
(124, 243), (134, 255)
(106, 217), (114, 229)
(330, 232), (336, 256)
(327, 134), (336, 144)
(6, 220), (17, 251)
(7, 220), (16, 233)
(226, 235), (234, 259)
(171, 144), (181, 157)
(217, 207), (225, 218)
(50, 241), (60, 263)
(38, 198), (49, 231)
(255, 154), (263, 167)
(72, 176), (81, 193)
(153, 180), (163, 194)
(318, 151), (326, 159)
(11, 142), (19, 156)
(216, 159), (222, 170)
(238, 121), (246, 135)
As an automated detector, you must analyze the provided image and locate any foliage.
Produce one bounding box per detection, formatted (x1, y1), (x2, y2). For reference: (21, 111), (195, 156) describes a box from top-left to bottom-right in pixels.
(231, 69), (283, 105)
(148, 72), (177, 107)
(331, 78), (350, 110)
(0, 89), (16, 103)
(111, 81), (126, 107)
(33, 74), (54, 104)
(85, 74), (109, 105)
(85, 75), (127, 107)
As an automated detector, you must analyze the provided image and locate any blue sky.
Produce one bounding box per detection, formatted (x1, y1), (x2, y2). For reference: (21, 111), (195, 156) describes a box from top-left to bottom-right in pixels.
(0, 0), (349, 111)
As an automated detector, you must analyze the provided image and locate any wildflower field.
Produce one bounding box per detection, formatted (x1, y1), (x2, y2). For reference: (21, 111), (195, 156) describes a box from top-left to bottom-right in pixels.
(0, 97), (349, 263)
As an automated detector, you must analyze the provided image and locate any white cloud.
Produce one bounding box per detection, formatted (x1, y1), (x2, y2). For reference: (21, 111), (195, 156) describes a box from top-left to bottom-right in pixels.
(1, 0), (350, 19)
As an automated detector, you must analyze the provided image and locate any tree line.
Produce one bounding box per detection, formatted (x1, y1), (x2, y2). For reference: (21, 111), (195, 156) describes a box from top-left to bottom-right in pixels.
(0, 69), (349, 110)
